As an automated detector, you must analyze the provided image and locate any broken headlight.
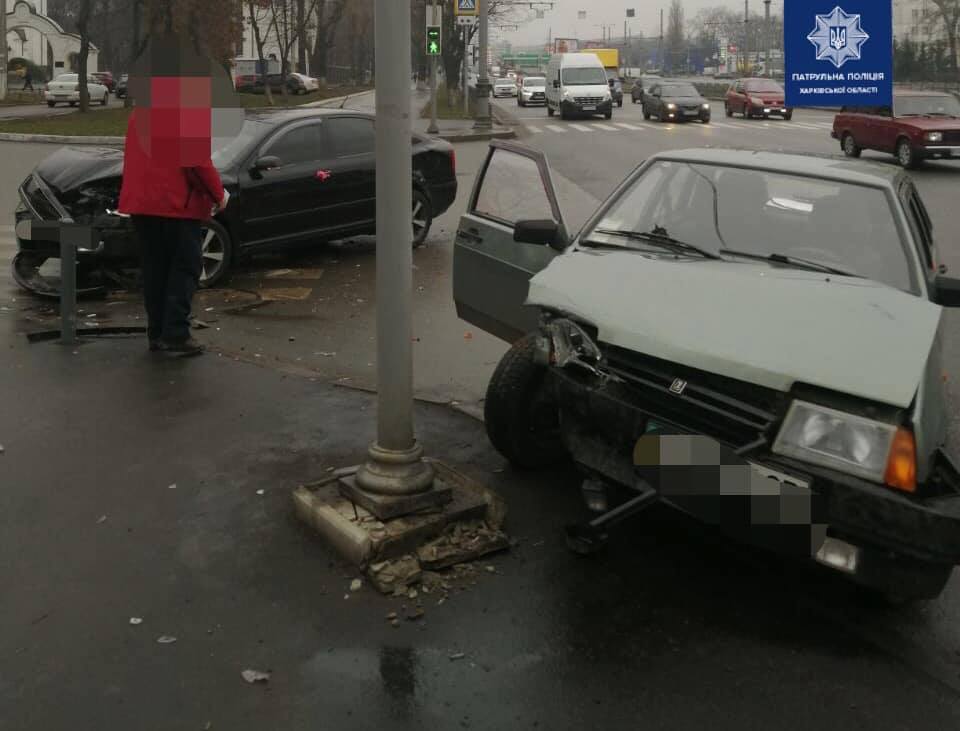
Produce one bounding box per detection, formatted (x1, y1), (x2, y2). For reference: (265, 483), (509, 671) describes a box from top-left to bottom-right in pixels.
(772, 400), (906, 486)
(541, 318), (602, 370)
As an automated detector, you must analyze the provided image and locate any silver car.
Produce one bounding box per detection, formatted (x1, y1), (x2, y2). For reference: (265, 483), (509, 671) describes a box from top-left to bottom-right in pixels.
(454, 142), (960, 601)
(493, 78), (517, 98)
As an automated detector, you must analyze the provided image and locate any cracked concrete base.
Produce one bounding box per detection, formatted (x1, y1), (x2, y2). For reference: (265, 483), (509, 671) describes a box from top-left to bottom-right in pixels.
(293, 461), (500, 568)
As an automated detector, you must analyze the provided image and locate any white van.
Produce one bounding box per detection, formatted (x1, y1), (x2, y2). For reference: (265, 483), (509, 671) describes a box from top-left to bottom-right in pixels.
(545, 53), (613, 120)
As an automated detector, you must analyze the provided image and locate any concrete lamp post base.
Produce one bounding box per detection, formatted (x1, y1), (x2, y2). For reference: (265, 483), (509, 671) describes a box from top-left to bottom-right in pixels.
(342, 442), (449, 520)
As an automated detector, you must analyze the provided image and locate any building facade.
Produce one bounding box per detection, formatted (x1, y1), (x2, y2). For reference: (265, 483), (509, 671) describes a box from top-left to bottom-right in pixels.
(5, 0), (98, 77)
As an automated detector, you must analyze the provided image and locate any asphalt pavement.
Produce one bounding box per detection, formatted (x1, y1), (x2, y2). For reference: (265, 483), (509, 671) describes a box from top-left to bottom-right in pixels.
(3, 92), (960, 729)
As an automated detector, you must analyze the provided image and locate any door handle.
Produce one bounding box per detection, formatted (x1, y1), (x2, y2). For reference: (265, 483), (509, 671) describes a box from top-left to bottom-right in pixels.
(457, 229), (482, 243)
(315, 169), (332, 182)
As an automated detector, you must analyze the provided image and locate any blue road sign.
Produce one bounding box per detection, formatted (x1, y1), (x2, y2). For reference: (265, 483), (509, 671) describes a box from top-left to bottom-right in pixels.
(784, 1), (892, 107)
(458, 0), (476, 10)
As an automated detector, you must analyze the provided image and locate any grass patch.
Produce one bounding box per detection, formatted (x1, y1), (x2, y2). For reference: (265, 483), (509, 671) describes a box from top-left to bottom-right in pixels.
(0, 91), (46, 106)
(0, 85), (373, 136)
(420, 85), (472, 120)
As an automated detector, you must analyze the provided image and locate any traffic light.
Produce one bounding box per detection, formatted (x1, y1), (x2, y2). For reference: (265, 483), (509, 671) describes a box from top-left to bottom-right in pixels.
(427, 26), (441, 56)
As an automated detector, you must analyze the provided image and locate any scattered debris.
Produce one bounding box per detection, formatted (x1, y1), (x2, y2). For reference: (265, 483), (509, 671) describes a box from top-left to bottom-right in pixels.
(168, 483), (177, 490)
(390, 618), (401, 628)
(417, 521), (510, 571)
(366, 555), (422, 595)
(288, 336), (296, 342)
(315, 352), (336, 357)
(407, 588), (418, 600)
(241, 669), (271, 684)
(204, 307), (215, 312)
(255, 489), (265, 496)
(0, 444), (4, 455)
(349, 578), (363, 592)
(129, 617), (143, 625)
(449, 652), (466, 661)
(464, 331), (473, 340)
(190, 318), (211, 330)
(385, 612), (398, 621)
(484, 565), (496, 574)
(156, 635), (177, 644)
(96, 515), (107, 524)
(405, 606), (425, 621)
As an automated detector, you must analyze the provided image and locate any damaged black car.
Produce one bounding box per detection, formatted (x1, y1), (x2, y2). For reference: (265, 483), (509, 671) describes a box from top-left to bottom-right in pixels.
(14, 108), (457, 296)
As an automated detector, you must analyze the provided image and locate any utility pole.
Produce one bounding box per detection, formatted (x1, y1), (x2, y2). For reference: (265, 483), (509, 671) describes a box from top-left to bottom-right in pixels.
(474, 0), (492, 130)
(351, 0), (437, 502)
(658, 8), (663, 72)
(0, 0), (7, 101)
(427, 1), (439, 135)
(764, 0), (771, 76)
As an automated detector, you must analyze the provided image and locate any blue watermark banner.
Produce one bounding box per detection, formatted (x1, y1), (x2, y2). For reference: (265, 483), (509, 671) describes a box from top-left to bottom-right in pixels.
(784, 0), (893, 107)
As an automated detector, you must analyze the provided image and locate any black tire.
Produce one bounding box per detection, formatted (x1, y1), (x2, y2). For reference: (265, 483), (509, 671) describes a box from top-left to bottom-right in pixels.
(643, 108), (651, 120)
(783, 110), (793, 121)
(659, 109), (669, 123)
(604, 110), (613, 120)
(198, 219), (232, 288)
(725, 103), (733, 117)
(701, 116), (711, 124)
(101, 93), (108, 106)
(842, 132), (862, 158)
(897, 138), (920, 169)
(47, 101), (56, 107)
(484, 334), (566, 469)
(742, 103), (750, 119)
(617, 100), (623, 108)
(412, 188), (433, 248)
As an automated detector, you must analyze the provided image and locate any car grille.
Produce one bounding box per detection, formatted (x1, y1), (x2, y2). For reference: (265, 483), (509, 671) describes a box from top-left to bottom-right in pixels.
(940, 130), (960, 145)
(530, 92), (545, 99)
(600, 345), (787, 450)
(682, 105), (701, 112)
(574, 97), (604, 105)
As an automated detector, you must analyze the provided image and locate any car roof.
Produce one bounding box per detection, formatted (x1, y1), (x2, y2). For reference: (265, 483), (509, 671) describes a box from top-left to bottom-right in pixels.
(648, 148), (906, 188)
(244, 108), (374, 126)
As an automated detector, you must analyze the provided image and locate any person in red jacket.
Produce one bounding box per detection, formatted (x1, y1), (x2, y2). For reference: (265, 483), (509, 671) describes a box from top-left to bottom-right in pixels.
(118, 41), (229, 356)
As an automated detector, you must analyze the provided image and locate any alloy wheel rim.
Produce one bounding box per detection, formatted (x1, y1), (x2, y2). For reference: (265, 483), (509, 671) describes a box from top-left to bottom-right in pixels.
(200, 227), (225, 283)
(845, 136), (855, 154)
(899, 144), (910, 165)
(412, 197), (428, 240)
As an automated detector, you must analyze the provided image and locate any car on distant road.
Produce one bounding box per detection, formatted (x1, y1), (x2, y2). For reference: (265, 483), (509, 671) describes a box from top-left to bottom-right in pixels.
(642, 81), (710, 123)
(288, 72), (319, 94)
(90, 71), (115, 92)
(14, 109), (457, 295)
(115, 73), (128, 99)
(455, 141), (960, 602)
(725, 77), (792, 120)
(518, 76), (546, 107)
(493, 78), (518, 98)
(630, 74), (662, 104)
(44, 74), (109, 107)
(832, 91), (960, 169)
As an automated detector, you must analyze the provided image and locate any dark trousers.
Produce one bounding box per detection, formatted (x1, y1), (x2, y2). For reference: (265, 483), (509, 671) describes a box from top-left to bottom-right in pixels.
(132, 216), (202, 343)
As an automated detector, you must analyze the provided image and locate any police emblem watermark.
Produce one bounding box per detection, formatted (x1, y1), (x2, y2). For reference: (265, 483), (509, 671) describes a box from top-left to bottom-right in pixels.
(807, 6), (870, 69)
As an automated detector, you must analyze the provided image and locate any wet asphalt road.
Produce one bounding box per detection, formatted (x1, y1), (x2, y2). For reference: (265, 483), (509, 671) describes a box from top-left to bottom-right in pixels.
(3, 93), (960, 727)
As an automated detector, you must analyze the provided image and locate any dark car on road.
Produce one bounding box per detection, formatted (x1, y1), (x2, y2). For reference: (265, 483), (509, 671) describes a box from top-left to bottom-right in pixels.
(14, 109), (457, 295)
(725, 77), (792, 120)
(832, 91), (960, 169)
(642, 81), (711, 123)
(115, 73), (128, 99)
(630, 74), (662, 104)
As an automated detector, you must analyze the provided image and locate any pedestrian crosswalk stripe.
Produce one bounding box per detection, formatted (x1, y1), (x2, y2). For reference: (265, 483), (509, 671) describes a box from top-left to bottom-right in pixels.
(594, 124), (618, 131)
(708, 122), (735, 129)
(545, 124), (566, 133)
(569, 123), (592, 132)
(614, 122), (642, 130)
(528, 126), (543, 133)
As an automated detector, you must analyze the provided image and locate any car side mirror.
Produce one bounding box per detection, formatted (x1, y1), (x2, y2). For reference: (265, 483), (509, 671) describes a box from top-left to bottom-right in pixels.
(252, 155), (281, 175)
(514, 219), (564, 251)
(932, 275), (960, 307)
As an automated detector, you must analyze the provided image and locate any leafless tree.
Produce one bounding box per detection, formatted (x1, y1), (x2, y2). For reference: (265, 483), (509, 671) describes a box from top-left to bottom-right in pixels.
(926, 0), (960, 79)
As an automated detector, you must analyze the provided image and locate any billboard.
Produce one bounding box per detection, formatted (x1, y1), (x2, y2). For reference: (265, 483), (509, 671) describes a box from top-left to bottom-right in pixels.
(554, 38), (580, 54)
(784, 1), (893, 107)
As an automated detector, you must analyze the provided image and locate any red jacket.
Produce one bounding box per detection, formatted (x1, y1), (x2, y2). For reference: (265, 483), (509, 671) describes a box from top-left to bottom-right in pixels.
(118, 109), (225, 220)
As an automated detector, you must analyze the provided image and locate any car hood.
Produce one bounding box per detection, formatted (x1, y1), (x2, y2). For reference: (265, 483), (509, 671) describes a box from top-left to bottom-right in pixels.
(526, 250), (943, 408)
(34, 146), (123, 191)
(896, 116), (960, 130)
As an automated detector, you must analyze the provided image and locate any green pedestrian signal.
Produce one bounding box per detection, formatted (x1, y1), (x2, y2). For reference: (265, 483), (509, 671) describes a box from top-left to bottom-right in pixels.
(427, 26), (441, 56)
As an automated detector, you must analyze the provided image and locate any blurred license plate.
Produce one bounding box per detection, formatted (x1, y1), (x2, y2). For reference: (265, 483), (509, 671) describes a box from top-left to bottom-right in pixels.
(684, 110), (698, 116)
(582, 105), (596, 111)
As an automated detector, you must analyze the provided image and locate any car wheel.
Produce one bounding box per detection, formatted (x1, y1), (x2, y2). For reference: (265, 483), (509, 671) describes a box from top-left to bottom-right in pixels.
(101, 93), (108, 106)
(643, 108), (651, 120)
(701, 116), (711, 124)
(198, 219), (232, 288)
(412, 188), (433, 248)
(69, 101), (77, 107)
(659, 109), (669, 123)
(783, 110), (793, 121)
(47, 101), (56, 107)
(725, 103), (733, 117)
(484, 333), (566, 469)
(742, 103), (750, 118)
(896, 138), (919, 169)
(604, 110), (613, 119)
(617, 100), (623, 108)
(842, 133), (862, 158)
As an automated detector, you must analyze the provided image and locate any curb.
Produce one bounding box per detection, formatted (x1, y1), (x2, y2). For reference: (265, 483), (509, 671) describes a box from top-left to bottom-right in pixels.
(0, 132), (124, 144)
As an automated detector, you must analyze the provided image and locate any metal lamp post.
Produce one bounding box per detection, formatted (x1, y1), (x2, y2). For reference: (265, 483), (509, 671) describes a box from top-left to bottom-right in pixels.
(473, 0), (492, 130)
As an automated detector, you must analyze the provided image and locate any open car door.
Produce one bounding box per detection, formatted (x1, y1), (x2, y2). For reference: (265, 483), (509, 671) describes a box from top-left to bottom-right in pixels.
(453, 141), (568, 343)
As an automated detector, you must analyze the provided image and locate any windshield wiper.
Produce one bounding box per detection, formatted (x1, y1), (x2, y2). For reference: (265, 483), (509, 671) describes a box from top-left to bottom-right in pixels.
(593, 228), (721, 259)
(718, 248), (860, 277)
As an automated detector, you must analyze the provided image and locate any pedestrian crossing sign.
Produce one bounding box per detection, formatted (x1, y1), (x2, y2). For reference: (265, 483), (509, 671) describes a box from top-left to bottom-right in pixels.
(456, 0), (477, 16)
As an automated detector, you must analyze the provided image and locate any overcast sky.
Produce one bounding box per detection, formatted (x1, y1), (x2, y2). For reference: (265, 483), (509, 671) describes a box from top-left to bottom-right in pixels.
(500, 0), (781, 47)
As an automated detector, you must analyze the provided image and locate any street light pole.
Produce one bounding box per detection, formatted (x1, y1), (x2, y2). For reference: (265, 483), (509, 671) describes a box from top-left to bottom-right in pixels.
(353, 0), (436, 499)
(474, 0), (492, 130)
(427, 1), (439, 134)
(0, 0), (7, 101)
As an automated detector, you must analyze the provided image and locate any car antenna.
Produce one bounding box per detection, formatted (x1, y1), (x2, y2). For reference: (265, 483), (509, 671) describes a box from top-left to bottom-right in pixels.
(339, 93), (351, 109)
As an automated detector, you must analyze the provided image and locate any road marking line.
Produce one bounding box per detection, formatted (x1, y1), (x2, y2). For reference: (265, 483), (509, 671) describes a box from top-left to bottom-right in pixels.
(708, 122), (736, 129)
(544, 124), (567, 133)
(569, 123), (592, 132)
(614, 122), (642, 130)
(594, 124), (618, 131)
(527, 126), (543, 133)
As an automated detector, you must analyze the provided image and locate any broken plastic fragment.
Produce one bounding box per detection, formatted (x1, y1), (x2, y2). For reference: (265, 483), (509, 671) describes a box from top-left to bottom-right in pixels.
(350, 578), (362, 592)
(255, 489), (265, 496)
(129, 617), (143, 625)
(449, 652), (465, 661)
(156, 635), (177, 644)
(168, 483), (177, 490)
(241, 669), (271, 684)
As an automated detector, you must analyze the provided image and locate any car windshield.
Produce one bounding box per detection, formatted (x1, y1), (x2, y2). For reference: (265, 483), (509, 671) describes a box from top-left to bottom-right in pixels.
(745, 80), (783, 93)
(584, 161), (913, 292)
(211, 119), (271, 167)
(662, 84), (698, 96)
(562, 67), (607, 85)
(524, 78), (546, 88)
(896, 95), (960, 117)
(495, 79), (513, 85)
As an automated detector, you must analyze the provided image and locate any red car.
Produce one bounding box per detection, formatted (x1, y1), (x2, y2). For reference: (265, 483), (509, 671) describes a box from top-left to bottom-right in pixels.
(724, 78), (792, 120)
(832, 91), (960, 169)
(91, 71), (115, 92)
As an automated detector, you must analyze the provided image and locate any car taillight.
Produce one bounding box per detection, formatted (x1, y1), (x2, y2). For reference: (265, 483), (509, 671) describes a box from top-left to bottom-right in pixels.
(449, 149), (456, 176)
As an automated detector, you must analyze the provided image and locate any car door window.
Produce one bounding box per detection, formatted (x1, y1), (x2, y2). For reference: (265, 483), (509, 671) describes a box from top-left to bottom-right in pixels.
(325, 117), (375, 157)
(263, 123), (324, 166)
(473, 148), (558, 226)
(902, 184), (935, 270)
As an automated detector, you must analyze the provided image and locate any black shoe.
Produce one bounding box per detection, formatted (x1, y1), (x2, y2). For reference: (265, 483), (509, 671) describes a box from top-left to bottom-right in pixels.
(161, 337), (204, 357)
